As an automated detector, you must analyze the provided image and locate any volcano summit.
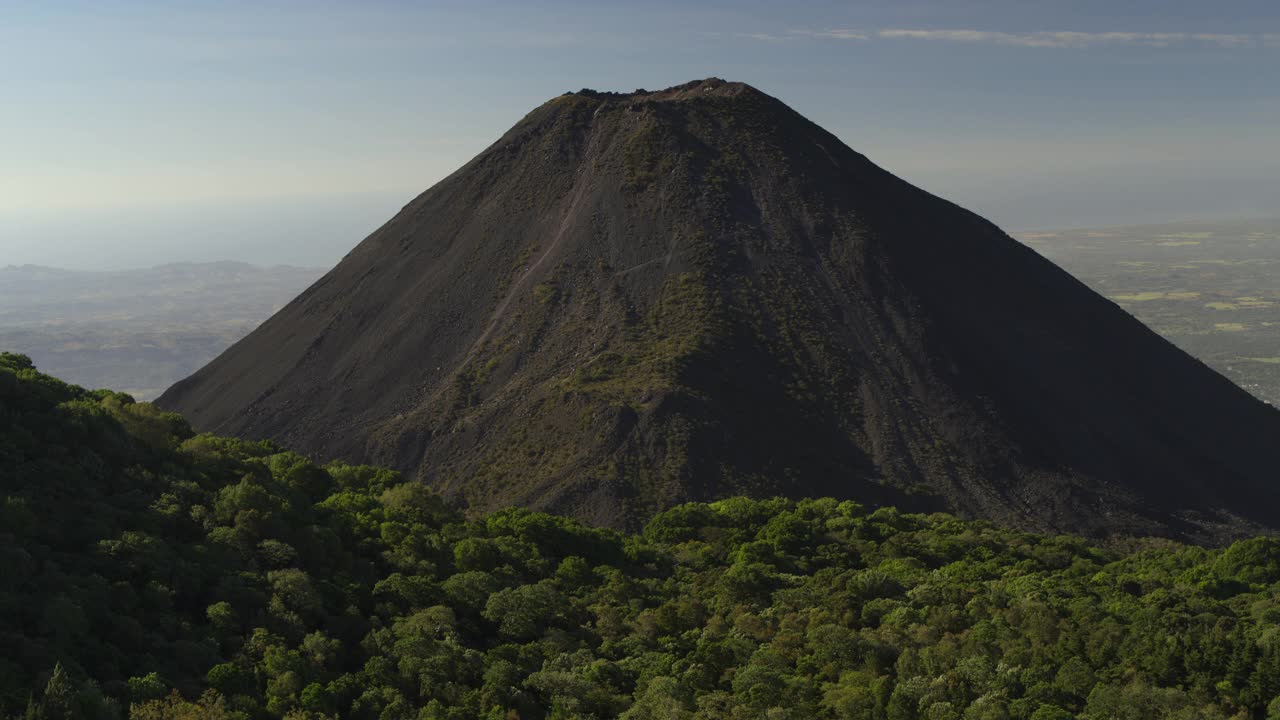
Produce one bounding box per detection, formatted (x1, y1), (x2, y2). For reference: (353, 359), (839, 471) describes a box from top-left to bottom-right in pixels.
(159, 79), (1280, 540)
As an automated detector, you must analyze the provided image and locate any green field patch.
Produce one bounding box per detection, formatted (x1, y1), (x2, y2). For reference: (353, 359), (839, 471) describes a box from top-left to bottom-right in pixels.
(1193, 259), (1271, 267)
(1109, 291), (1199, 302)
(1116, 261), (1155, 267)
(1110, 291), (1167, 302)
(1239, 357), (1280, 364)
(1236, 296), (1274, 308)
(1206, 297), (1273, 310)
(1160, 232), (1214, 239)
(1156, 240), (1202, 247)
(1214, 322), (1247, 331)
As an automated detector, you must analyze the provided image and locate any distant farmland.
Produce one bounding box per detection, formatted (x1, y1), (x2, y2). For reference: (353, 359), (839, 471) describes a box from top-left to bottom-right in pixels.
(0, 262), (323, 399)
(1019, 218), (1280, 405)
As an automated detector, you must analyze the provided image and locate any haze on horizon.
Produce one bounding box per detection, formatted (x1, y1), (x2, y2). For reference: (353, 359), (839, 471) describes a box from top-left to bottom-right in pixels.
(3, 0), (1278, 270)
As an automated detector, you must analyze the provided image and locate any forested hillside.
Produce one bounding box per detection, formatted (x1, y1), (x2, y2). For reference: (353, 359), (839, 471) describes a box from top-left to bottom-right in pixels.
(4, 352), (1280, 720)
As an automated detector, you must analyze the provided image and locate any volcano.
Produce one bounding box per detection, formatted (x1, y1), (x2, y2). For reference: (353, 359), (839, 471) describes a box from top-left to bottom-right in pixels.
(158, 79), (1280, 540)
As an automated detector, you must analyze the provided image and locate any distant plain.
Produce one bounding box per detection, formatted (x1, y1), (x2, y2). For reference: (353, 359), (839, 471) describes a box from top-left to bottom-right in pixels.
(0, 262), (322, 399)
(1018, 218), (1280, 405)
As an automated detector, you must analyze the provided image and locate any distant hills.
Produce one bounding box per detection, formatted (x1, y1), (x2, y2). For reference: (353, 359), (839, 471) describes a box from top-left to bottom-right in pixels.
(156, 78), (1280, 541)
(0, 261), (322, 398)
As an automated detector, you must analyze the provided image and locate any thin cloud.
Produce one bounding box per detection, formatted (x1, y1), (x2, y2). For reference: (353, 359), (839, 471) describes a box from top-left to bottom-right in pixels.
(791, 29), (869, 41)
(732, 32), (793, 42)
(732, 29), (869, 42)
(878, 29), (1258, 48)
(760, 28), (1276, 49)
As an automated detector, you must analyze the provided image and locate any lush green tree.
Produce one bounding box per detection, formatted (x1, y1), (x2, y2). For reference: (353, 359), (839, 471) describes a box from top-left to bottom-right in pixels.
(5, 354), (1280, 720)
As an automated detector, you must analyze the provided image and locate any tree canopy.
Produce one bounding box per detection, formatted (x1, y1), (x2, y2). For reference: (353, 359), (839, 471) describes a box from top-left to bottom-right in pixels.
(3, 352), (1280, 720)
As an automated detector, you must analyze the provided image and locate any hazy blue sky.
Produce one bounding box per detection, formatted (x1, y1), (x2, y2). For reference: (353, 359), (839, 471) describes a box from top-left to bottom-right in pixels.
(3, 0), (1278, 269)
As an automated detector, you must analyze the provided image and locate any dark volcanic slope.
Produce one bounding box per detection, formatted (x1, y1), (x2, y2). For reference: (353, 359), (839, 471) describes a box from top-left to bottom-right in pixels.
(159, 79), (1280, 540)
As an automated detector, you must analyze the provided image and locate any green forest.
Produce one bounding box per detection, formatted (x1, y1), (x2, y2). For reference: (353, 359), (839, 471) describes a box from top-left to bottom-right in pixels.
(4, 350), (1280, 720)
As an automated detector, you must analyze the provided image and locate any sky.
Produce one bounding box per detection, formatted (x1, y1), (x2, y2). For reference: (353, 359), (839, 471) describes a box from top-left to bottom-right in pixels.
(2, 0), (1278, 270)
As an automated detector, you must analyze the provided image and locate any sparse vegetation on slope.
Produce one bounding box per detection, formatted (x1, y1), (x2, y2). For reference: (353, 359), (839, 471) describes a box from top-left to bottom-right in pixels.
(7, 355), (1280, 720)
(157, 80), (1280, 541)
